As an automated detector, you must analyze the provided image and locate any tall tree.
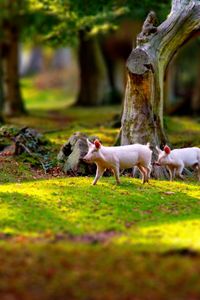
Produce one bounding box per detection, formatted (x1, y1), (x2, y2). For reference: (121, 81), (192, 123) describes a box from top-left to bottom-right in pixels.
(0, 0), (26, 117)
(121, 0), (200, 152)
(76, 31), (111, 106)
(192, 61), (200, 115)
(0, 59), (4, 123)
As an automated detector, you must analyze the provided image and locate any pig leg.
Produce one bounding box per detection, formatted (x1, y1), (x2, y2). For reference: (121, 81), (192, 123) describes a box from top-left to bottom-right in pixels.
(195, 164), (200, 181)
(146, 165), (152, 180)
(92, 165), (105, 185)
(175, 165), (184, 180)
(198, 167), (200, 181)
(132, 166), (137, 178)
(167, 166), (175, 181)
(112, 166), (121, 185)
(197, 164), (200, 181)
(137, 165), (147, 184)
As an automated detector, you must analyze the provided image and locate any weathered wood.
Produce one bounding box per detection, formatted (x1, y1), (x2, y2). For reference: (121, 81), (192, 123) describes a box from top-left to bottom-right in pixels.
(57, 132), (97, 175)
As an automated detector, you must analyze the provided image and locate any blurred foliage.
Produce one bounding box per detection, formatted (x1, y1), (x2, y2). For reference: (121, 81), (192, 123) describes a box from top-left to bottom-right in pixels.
(29, 0), (171, 46)
(0, 0), (58, 44)
(0, 0), (172, 45)
(0, 0), (171, 44)
(0, 0), (28, 39)
(173, 38), (200, 95)
(0, 243), (200, 300)
(0, 0), (28, 20)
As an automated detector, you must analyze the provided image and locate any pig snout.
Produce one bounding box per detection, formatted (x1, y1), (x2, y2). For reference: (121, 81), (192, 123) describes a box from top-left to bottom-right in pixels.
(82, 154), (89, 161)
(153, 161), (161, 166)
(82, 153), (92, 163)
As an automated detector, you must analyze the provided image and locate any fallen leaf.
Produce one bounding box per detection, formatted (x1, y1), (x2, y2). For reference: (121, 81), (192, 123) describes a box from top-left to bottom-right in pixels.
(163, 191), (175, 195)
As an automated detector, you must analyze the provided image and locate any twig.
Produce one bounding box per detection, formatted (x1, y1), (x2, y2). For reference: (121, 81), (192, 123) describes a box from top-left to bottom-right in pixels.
(18, 143), (47, 173)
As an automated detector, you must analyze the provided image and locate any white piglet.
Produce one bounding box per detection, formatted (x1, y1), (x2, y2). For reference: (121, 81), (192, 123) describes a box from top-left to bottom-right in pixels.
(156, 145), (200, 181)
(83, 139), (152, 185)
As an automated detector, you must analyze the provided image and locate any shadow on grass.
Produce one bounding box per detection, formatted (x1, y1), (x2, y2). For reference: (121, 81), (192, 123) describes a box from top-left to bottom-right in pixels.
(0, 191), (68, 235)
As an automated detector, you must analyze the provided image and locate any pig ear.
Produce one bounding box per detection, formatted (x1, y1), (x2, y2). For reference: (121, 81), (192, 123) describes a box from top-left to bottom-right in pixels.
(164, 145), (171, 155)
(86, 139), (93, 147)
(156, 146), (162, 154)
(94, 139), (101, 149)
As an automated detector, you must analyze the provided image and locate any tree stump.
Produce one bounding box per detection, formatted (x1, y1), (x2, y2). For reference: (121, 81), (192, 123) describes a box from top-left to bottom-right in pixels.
(57, 132), (98, 175)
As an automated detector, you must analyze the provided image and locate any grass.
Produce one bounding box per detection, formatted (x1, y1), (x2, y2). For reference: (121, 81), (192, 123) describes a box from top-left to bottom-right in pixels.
(0, 77), (200, 299)
(0, 177), (199, 253)
(166, 116), (200, 147)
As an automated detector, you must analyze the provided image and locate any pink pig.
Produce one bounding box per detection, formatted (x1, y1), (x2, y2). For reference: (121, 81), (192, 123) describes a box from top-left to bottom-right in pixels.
(156, 145), (200, 181)
(83, 139), (152, 185)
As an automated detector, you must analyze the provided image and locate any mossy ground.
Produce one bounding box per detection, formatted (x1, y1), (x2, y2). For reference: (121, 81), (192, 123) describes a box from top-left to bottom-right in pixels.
(0, 78), (200, 299)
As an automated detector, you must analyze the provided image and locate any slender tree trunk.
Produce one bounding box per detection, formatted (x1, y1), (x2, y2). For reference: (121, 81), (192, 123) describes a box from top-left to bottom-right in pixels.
(22, 47), (43, 76)
(164, 58), (177, 114)
(1, 21), (26, 117)
(0, 58), (4, 123)
(120, 0), (200, 176)
(192, 53), (200, 114)
(100, 53), (122, 104)
(76, 31), (111, 106)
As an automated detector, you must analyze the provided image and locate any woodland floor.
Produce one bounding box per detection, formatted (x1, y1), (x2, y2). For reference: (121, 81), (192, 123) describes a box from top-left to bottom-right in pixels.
(0, 77), (200, 300)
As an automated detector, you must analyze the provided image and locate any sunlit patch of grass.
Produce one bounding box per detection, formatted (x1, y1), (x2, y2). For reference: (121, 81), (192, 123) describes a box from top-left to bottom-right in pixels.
(21, 78), (74, 110)
(127, 219), (200, 251)
(47, 127), (119, 146)
(8, 78), (121, 135)
(0, 177), (199, 252)
(167, 117), (200, 132)
(166, 116), (200, 147)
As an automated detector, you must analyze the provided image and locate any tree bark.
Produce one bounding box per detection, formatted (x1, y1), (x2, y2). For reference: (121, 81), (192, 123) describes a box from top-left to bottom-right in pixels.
(75, 31), (111, 106)
(1, 21), (26, 117)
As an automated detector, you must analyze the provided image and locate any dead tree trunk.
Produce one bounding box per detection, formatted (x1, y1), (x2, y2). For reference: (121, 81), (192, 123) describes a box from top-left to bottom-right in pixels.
(121, 1), (200, 145)
(120, 0), (200, 176)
